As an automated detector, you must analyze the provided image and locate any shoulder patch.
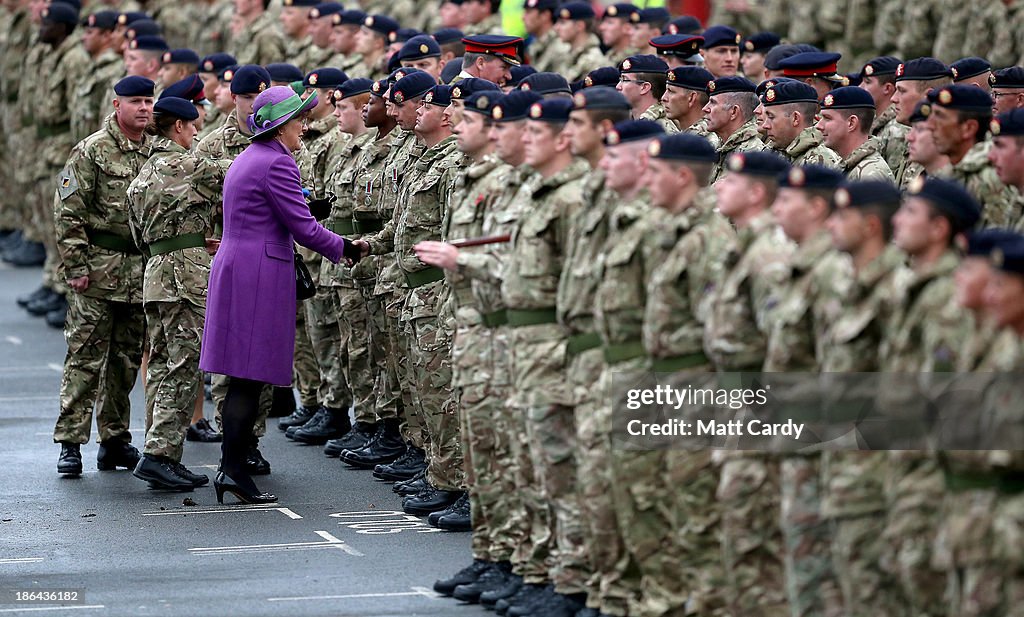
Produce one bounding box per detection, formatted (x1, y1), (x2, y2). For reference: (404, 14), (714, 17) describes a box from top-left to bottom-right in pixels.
(57, 167), (79, 200)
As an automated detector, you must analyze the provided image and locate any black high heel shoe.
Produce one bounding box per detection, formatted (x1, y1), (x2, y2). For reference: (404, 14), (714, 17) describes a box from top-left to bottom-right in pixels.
(214, 471), (277, 504)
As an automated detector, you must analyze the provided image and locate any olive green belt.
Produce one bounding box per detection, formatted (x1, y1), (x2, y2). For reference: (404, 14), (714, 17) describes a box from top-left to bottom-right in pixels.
(328, 220), (355, 235)
(506, 307), (557, 327)
(566, 331), (601, 356)
(404, 266), (444, 288)
(148, 233), (206, 257)
(603, 340), (645, 364)
(88, 229), (141, 254)
(37, 121), (71, 138)
(945, 470), (1024, 494)
(353, 218), (383, 233)
(481, 309), (507, 328)
(650, 351), (709, 372)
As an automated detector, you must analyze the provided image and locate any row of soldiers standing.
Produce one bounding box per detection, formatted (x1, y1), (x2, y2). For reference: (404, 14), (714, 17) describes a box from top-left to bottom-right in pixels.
(5, 0), (1024, 616)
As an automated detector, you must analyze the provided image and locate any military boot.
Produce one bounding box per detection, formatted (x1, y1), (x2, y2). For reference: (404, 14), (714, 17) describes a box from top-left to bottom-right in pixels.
(172, 461), (211, 487)
(96, 439), (141, 471)
(17, 285), (51, 308)
(45, 302), (67, 329)
(533, 592), (587, 617)
(3, 238), (45, 267)
(286, 407), (326, 439)
(403, 486), (463, 516)
(437, 493), (472, 531)
(393, 470), (429, 496)
(292, 407), (351, 445)
(373, 444), (425, 481)
(453, 561), (514, 603)
(507, 585), (557, 617)
(324, 421), (377, 457)
(429, 491), (467, 526)
(246, 440), (271, 475)
(133, 454), (194, 491)
(339, 418), (405, 469)
(26, 291), (64, 316)
(480, 573), (523, 608)
(57, 442), (82, 475)
(433, 559), (493, 596)
(277, 404), (317, 431)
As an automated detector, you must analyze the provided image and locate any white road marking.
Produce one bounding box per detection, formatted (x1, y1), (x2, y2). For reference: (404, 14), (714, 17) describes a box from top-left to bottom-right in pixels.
(189, 530), (363, 557)
(1, 396), (57, 403)
(0, 557), (44, 564)
(267, 587), (441, 602)
(47, 363), (63, 372)
(143, 505), (303, 520)
(0, 607), (105, 614)
(4, 336), (22, 345)
(0, 365), (63, 374)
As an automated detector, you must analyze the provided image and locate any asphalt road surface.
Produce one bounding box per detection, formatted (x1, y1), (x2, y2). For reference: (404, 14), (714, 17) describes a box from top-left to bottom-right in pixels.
(0, 264), (490, 617)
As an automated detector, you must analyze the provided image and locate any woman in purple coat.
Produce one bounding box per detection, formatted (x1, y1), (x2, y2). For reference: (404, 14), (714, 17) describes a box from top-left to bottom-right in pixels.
(199, 85), (364, 504)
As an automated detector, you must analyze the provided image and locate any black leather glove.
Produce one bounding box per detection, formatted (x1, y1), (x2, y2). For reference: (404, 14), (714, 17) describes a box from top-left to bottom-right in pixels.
(342, 239), (364, 264)
(308, 197), (333, 221)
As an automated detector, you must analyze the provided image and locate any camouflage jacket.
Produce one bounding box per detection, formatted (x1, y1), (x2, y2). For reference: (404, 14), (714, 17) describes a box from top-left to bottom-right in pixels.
(871, 105), (910, 173)
(781, 126), (843, 169)
(195, 109), (250, 233)
(939, 140), (1021, 229)
(643, 190), (734, 361)
(302, 114), (343, 199)
(233, 11), (287, 66)
(638, 103), (678, 135)
(71, 49), (124, 144)
(36, 34), (90, 171)
(502, 159), (589, 310)
(842, 136), (896, 182)
(711, 119), (767, 183)
(704, 209), (793, 371)
(54, 113), (152, 303)
(321, 130), (374, 288)
(186, 0), (233, 55)
(763, 229), (852, 372)
(0, 8), (31, 104)
(528, 29), (569, 74)
(562, 36), (609, 83)
(126, 136), (225, 306)
(148, 0), (194, 49)
(347, 128), (395, 286)
(557, 169), (611, 336)
(464, 13), (505, 35)
(685, 118), (722, 149)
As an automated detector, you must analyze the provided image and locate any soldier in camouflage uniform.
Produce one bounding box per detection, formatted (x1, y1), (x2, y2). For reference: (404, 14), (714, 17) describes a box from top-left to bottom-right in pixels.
(879, 176), (981, 617)
(615, 55), (675, 133)
(661, 67), (721, 145)
(551, 3), (608, 83)
(703, 76), (765, 183)
(599, 3), (640, 68)
(72, 11), (124, 144)
(819, 181), (909, 616)
(765, 165), (852, 617)
(890, 58), (952, 185)
(327, 10), (369, 76)
(704, 151), (793, 617)
(895, 0), (941, 60)
(522, 0), (567, 75)
(303, 3), (344, 71)
(0, 0), (33, 237)
(817, 86), (896, 182)
(232, 0), (287, 65)
(761, 81), (843, 168)
(925, 84), (1021, 228)
(641, 134), (735, 617)
(858, 56), (909, 174)
(52, 76), (155, 476)
(279, 0), (317, 71)
(125, 96), (224, 490)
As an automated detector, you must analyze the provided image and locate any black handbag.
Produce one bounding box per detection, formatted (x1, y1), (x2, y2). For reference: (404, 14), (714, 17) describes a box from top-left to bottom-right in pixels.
(294, 250), (316, 301)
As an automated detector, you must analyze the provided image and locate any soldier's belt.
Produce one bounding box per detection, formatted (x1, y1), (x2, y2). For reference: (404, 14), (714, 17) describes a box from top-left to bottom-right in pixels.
(87, 229), (141, 254)
(404, 266), (445, 288)
(328, 220), (355, 235)
(603, 340), (646, 364)
(566, 331), (601, 356)
(481, 309), (507, 328)
(352, 217), (384, 233)
(148, 233), (206, 257)
(506, 307), (557, 327)
(5, 92), (16, 103)
(36, 121), (71, 138)
(945, 469), (1024, 494)
(650, 351), (709, 372)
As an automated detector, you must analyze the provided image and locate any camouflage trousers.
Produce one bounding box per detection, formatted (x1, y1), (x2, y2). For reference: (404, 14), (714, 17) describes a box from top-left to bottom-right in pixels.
(509, 322), (586, 595)
(11, 126), (39, 242)
(780, 454), (837, 617)
(454, 321), (515, 562)
(142, 300), (203, 461)
(0, 103), (26, 231)
(934, 489), (1024, 617)
(716, 452), (789, 617)
(54, 294), (145, 444)
(336, 285), (375, 423)
(37, 134), (75, 291)
(569, 347), (623, 612)
(305, 289), (351, 410)
(883, 455), (947, 617)
(379, 288), (421, 446)
(404, 282), (462, 491)
(294, 301), (321, 409)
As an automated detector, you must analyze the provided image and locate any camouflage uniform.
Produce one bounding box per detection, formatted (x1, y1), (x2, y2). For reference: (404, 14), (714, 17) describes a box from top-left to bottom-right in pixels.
(710, 120), (766, 184)
(872, 0), (905, 56)
(963, 0), (1011, 64)
(637, 103), (677, 135)
(895, 0), (941, 60)
(187, 0), (234, 55)
(642, 190), (733, 617)
(992, 0), (1024, 68)
(841, 0), (881, 69)
(879, 250), (975, 617)
(501, 159), (589, 592)
(71, 49), (123, 145)
(52, 113), (151, 446)
(126, 137), (224, 462)
(528, 29), (569, 75)
(937, 141), (1021, 229)
(841, 136), (895, 182)
(0, 6), (33, 231)
(464, 12), (505, 35)
(233, 11), (288, 66)
(932, 0), (971, 63)
(562, 35), (610, 83)
(763, 230), (852, 617)
(818, 245), (910, 617)
(149, 0), (195, 49)
(780, 127), (843, 169)
(870, 105), (909, 176)
(704, 210), (793, 617)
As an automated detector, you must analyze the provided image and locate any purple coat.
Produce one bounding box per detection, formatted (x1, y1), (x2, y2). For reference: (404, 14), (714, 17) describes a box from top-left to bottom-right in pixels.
(199, 138), (344, 386)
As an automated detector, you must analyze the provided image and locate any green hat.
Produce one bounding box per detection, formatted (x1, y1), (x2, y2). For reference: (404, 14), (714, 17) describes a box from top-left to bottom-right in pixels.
(247, 85), (318, 140)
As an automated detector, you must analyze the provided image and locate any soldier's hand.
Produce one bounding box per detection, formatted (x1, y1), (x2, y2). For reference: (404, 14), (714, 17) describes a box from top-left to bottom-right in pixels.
(414, 241), (459, 271)
(67, 275), (90, 293)
(205, 238), (221, 255)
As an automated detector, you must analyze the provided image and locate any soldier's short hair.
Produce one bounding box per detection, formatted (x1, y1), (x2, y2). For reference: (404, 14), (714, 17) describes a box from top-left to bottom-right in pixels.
(632, 71), (667, 100)
(582, 107), (631, 126)
(827, 107), (875, 135)
(780, 101), (819, 127)
(719, 91), (758, 120)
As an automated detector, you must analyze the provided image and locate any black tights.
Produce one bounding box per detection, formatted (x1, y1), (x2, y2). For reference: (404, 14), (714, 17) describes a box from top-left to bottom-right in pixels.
(220, 376), (264, 487)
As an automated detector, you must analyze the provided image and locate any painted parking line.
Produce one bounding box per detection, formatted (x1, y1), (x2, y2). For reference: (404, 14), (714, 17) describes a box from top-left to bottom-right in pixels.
(0, 558), (44, 565)
(189, 530), (363, 557)
(143, 504), (303, 520)
(267, 586), (441, 602)
(0, 607), (105, 614)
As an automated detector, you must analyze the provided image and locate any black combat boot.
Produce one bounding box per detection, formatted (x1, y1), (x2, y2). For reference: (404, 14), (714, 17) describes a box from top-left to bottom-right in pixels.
(393, 470), (429, 496)
(339, 418), (405, 469)
(292, 407), (351, 444)
(437, 493), (472, 531)
(286, 407), (326, 439)
(17, 285), (51, 308)
(324, 421), (377, 457)
(433, 559), (493, 596)
(45, 302), (67, 329)
(96, 439), (141, 471)
(133, 454), (194, 491)
(402, 486), (463, 516)
(57, 442), (82, 475)
(480, 573), (523, 608)
(429, 491), (467, 526)
(453, 561), (514, 603)
(26, 291), (64, 316)
(373, 444), (426, 481)
(4, 238), (45, 267)
(277, 404), (317, 431)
